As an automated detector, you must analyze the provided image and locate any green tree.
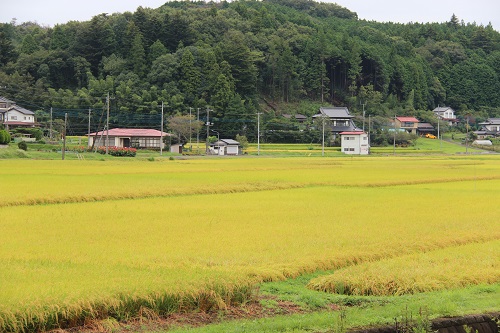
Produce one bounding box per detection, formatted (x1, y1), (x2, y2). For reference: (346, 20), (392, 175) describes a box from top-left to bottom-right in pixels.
(168, 114), (202, 143)
(20, 34), (39, 54)
(148, 40), (168, 63)
(0, 24), (17, 66)
(179, 49), (201, 105)
(129, 33), (146, 77)
(221, 30), (260, 99)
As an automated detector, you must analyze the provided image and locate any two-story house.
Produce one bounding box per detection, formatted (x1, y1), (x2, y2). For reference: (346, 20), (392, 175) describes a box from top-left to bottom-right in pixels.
(312, 107), (358, 137)
(340, 131), (369, 155)
(475, 118), (500, 138)
(0, 96), (36, 129)
(394, 117), (419, 134)
(433, 107), (458, 126)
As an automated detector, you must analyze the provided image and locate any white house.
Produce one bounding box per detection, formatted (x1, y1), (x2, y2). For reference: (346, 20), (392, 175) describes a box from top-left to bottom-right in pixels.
(210, 139), (240, 155)
(88, 128), (171, 149)
(340, 131), (369, 155)
(0, 97), (36, 128)
(433, 107), (458, 126)
(478, 118), (500, 133)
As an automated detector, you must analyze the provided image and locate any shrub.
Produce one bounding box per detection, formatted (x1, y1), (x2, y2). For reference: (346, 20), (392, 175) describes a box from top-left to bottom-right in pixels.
(97, 146), (136, 157)
(17, 141), (28, 151)
(13, 128), (43, 141)
(0, 130), (11, 144)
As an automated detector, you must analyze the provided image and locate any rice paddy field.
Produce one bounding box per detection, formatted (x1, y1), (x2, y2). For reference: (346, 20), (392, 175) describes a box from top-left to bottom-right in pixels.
(0, 155), (499, 332)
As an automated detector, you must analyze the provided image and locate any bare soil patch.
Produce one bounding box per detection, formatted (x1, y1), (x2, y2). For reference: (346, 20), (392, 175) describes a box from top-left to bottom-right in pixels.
(51, 295), (315, 333)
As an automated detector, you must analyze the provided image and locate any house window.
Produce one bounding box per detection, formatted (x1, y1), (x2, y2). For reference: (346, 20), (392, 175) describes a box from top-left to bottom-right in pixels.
(363, 137), (367, 140)
(349, 148), (355, 151)
(344, 137), (349, 140)
(402, 122), (414, 127)
(344, 148), (349, 152)
(11, 116), (17, 120)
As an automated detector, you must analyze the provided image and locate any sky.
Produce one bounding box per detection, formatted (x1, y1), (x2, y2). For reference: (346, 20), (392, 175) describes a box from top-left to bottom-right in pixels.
(1, 0), (499, 32)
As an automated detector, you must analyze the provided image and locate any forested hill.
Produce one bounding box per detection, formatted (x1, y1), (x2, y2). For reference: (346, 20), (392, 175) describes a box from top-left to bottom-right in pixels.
(0, 0), (499, 136)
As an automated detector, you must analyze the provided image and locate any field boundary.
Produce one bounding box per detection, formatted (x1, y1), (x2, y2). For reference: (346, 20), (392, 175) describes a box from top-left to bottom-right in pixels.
(1, 175), (499, 209)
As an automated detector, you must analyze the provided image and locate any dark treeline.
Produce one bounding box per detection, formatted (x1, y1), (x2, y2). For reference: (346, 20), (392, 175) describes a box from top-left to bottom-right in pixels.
(0, 0), (499, 137)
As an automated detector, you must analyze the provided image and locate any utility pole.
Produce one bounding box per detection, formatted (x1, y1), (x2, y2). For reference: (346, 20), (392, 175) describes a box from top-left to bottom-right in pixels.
(87, 108), (91, 146)
(205, 107), (211, 154)
(189, 107), (192, 146)
(49, 107), (53, 141)
(160, 101), (164, 156)
(197, 108), (200, 154)
(322, 115), (326, 157)
(105, 92), (110, 155)
(62, 113), (67, 160)
(257, 112), (262, 156)
(393, 114), (396, 155)
(361, 103), (366, 132)
(437, 117), (441, 148)
(465, 116), (469, 154)
(368, 114), (371, 146)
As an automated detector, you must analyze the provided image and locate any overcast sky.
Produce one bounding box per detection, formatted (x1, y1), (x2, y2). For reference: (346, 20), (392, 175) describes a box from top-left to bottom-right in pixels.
(1, 0), (499, 32)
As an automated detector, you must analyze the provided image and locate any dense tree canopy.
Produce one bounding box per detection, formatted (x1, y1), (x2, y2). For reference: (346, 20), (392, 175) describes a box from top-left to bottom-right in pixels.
(0, 0), (499, 138)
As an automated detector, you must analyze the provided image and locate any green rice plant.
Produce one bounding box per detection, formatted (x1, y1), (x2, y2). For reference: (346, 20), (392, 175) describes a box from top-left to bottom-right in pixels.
(308, 240), (500, 296)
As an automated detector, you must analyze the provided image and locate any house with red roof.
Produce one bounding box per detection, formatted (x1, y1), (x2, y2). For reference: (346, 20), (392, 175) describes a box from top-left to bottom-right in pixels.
(87, 128), (171, 149)
(394, 116), (419, 134)
(340, 131), (369, 155)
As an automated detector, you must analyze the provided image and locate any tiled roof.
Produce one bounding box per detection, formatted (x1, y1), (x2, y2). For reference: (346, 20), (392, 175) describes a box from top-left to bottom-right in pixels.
(418, 122), (434, 128)
(479, 118), (500, 125)
(9, 105), (35, 115)
(88, 128), (171, 137)
(2, 121), (35, 126)
(221, 139), (240, 145)
(433, 107), (454, 113)
(396, 116), (419, 123)
(0, 96), (15, 104)
(317, 107), (354, 118)
(340, 131), (365, 135)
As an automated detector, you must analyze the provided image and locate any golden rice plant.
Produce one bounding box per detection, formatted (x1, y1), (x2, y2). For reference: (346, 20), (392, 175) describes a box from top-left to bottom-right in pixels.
(308, 240), (500, 296)
(1, 156), (499, 331)
(0, 156), (499, 207)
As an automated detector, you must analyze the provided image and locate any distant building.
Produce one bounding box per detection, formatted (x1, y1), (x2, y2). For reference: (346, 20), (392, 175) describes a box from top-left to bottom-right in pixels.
(394, 117), (419, 134)
(313, 107), (358, 136)
(340, 131), (369, 155)
(282, 114), (308, 123)
(417, 122), (435, 136)
(433, 107), (458, 126)
(88, 128), (171, 149)
(0, 97), (36, 129)
(210, 139), (241, 155)
(479, 118), (500, 133)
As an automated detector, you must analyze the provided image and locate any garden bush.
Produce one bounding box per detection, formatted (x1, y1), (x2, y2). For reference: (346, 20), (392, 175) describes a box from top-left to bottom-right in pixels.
(17, 141), (28, 151)
(0, 130), (11, 144)
(97, 146), (136, 157)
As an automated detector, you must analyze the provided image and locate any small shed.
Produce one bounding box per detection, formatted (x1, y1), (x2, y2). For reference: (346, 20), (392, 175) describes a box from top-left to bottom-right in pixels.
(210, 139), (240, 155)
(170, 144), (183, 154)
